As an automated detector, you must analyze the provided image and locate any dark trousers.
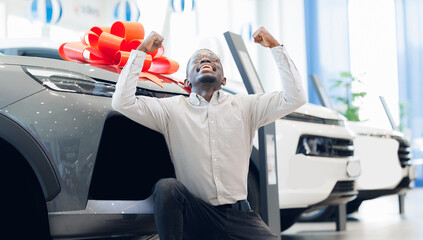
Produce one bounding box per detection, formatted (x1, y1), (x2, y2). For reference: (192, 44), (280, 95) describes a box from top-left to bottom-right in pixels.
(152, 178), (278, 240)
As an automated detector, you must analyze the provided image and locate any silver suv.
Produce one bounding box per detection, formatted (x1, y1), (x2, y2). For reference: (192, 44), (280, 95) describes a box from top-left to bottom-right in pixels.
(1, 51), (187, 239)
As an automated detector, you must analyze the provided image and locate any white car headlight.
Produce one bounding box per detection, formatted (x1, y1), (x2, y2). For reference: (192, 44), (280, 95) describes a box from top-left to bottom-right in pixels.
(296, 135), (354, 158)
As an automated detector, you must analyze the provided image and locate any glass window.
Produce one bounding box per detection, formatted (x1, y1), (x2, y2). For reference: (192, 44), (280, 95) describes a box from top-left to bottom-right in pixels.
(7, 15), (42, 38)
(348, 0), (399, 129)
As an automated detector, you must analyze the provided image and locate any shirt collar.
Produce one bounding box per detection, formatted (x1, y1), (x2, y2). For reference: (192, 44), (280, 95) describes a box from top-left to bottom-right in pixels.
(188, 89), (226, 106)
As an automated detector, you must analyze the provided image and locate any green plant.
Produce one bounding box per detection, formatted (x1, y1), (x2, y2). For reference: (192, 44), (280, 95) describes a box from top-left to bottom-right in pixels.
(330, 72), (367, 121)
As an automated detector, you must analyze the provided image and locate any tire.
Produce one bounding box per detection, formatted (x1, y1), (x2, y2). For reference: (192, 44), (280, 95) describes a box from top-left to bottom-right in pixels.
(280, 208), (307, 231)
(346, 199), (363, 214)
(3, 141), (51, 239)
(298, 206), (337, 222)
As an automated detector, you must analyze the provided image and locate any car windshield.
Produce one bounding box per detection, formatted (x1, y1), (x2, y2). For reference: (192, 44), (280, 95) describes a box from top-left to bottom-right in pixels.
(356, 91), (396, 131)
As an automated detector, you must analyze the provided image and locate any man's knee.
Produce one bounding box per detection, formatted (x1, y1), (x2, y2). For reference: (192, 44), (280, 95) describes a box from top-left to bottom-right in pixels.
(153, 178), (185, 201)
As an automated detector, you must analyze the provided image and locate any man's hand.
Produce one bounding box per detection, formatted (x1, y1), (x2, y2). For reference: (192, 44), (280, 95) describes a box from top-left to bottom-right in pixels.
(252, 27), (280, 48)
(137, 31), (164, 53)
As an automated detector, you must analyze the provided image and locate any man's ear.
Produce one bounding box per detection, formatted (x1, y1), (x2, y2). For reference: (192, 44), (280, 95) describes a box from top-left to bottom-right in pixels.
(221, 77), (227, 86)
(184, 78), (191, 88)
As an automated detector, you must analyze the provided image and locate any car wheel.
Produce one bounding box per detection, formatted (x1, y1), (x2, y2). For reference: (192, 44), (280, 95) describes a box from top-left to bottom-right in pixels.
(346, 199), (363, 214)
(280, 208), (307, 231)
(3, 142), (51, 239)
(298, 206), (337, 222)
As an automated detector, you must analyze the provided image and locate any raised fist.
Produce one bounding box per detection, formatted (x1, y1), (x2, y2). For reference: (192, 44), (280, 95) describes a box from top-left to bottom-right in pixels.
(137, 31), (164, 53)
(252, 27), (280, 48)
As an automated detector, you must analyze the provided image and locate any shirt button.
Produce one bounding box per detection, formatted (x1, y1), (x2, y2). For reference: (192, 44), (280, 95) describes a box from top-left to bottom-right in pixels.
(210, 121), (214, 124)
(215, 177), (218, 180)
(212, 140), (215, 143)
(214, 158), (217, 161)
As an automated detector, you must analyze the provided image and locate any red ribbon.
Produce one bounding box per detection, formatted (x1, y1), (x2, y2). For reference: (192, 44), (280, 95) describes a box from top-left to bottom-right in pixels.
(59, 21), (180, 88)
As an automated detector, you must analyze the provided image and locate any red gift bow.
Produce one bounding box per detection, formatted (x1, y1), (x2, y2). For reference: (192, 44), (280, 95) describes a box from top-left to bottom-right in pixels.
(58, 21), (180, 88)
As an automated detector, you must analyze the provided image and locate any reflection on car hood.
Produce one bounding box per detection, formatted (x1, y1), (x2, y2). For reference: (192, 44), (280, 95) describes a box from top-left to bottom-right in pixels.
(0, 54), (117, 81)
(294, 103), (346, 121)
(346, 121), (403, 138)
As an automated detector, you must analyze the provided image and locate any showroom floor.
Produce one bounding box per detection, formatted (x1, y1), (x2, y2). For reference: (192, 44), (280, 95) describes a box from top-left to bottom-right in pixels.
(282, 187), (423, 240)
(116, 188), (423, 240)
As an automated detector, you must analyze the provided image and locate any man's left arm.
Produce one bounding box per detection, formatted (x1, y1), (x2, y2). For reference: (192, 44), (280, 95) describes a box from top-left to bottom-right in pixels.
(249, 27), (307, 128)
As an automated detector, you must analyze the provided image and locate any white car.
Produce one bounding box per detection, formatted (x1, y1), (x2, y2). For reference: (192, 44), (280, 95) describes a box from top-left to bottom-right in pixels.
(299, 74), (417, 221)
(344, 122), (416, 214)
(246, 103), (361, 231)
(300, 122), (416, 221)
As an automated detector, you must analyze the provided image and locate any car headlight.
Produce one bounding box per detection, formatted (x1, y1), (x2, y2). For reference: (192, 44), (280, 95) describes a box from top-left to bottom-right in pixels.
(296, 135), (354, 158)
(23, 66), (116, 97)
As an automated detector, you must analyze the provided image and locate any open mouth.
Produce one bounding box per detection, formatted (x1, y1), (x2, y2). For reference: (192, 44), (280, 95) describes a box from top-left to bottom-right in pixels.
(198, 63), (216, 72)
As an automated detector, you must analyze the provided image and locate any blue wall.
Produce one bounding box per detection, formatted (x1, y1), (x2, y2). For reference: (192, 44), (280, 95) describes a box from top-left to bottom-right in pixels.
(395, 0), (423, 186)
(304, 0), (351, 106)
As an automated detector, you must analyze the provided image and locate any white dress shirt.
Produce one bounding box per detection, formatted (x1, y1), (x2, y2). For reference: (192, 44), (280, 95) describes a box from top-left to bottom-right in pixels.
(112, 46), (306, 206)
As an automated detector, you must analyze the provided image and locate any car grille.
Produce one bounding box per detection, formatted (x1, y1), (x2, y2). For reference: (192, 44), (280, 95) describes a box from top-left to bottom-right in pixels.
(331, 181), (355, 193)
(296, 135), (354, 158)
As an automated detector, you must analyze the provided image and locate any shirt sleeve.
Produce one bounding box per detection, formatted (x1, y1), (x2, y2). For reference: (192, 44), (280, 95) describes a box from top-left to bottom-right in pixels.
(111, 50), (169, 133)
(250, 45), (307, 129)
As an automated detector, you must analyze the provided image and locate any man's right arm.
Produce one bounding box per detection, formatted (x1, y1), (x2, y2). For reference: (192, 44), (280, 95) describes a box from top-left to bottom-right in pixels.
(112, 32), (169, 133)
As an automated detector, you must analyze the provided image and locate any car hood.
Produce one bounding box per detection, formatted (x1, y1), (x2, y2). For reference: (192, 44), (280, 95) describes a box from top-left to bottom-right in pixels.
(346, 121), (403, 138)
(0, 54), (189, 95)
(0, 54), (118, 81)
(294, 103), (346, 121)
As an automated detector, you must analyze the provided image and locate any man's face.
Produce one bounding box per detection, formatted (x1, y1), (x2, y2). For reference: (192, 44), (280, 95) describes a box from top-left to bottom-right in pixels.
(185, 49), (226, 89)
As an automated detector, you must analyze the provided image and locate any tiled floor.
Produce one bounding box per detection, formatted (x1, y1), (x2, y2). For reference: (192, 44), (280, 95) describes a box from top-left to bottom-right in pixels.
(281, 188), (423, 240)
